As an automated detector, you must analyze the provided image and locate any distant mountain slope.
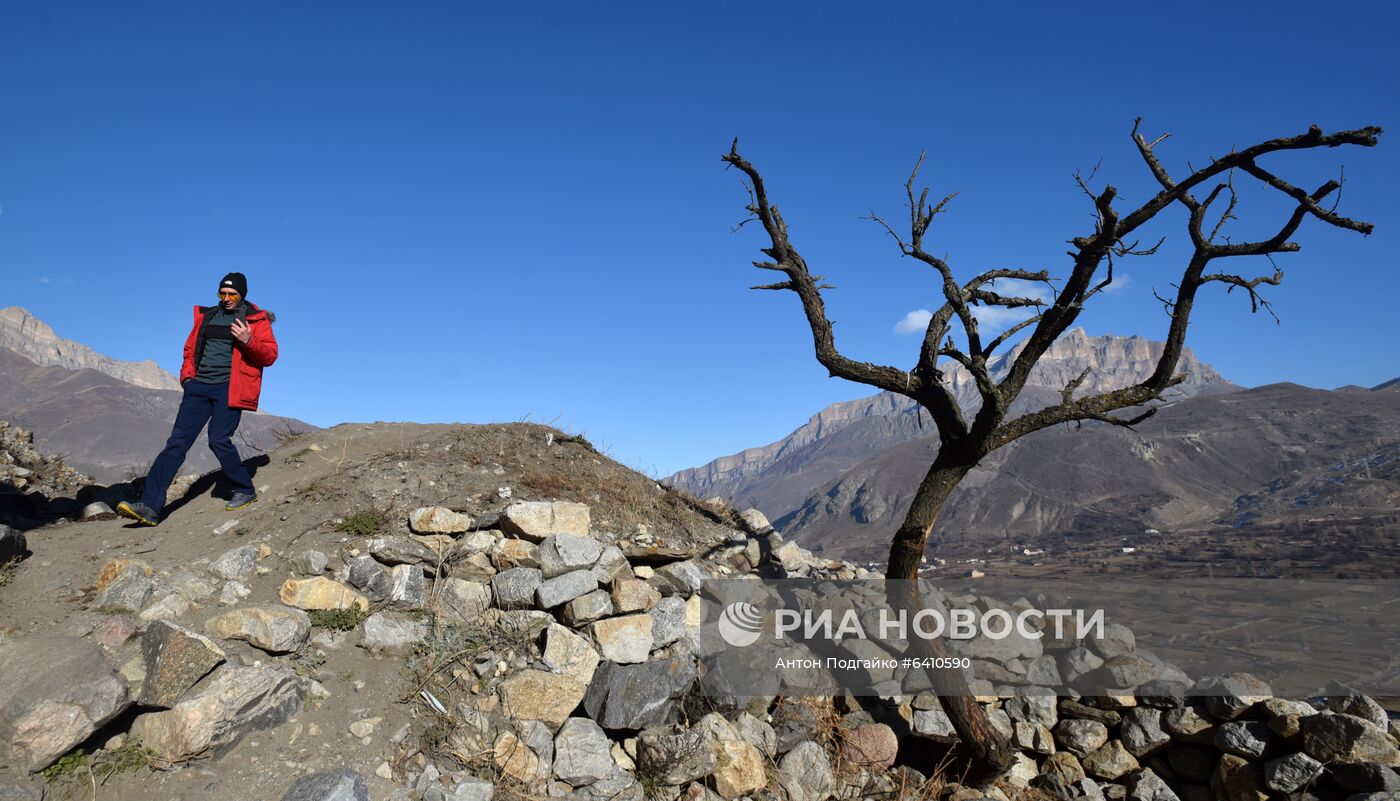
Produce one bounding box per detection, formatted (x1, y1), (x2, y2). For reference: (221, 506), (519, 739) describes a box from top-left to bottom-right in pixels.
(776, 381), (1400, 562)
(0, 346), (314, 482)
(0, 306), (181, 390)
(667, 329), (1235, 518)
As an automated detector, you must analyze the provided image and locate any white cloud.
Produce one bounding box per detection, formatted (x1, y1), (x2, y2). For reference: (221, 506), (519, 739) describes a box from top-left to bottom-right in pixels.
(971, 305), (1036, 329)
(986, 277), (1052, 303)
(1098, 272), (1131, 294)
(894, 309), (933, 335)
(968, 277), (1050, 332)
(37, 276), (50, 284)
(896, 276), (1075, 337)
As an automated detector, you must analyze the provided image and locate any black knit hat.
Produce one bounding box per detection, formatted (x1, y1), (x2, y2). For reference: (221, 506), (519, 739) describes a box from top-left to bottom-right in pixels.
(219, 272), (248, 298)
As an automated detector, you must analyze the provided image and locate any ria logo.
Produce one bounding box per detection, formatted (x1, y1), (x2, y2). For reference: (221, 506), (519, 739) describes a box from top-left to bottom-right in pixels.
(718, 601), (764, 647)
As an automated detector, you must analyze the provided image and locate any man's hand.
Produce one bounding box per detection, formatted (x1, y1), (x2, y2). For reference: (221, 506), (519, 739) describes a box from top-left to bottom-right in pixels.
(231, 319), (252, 344)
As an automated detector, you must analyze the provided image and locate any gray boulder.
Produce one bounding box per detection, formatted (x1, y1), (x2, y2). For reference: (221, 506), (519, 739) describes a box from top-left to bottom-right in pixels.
(1194, 673), (1270, 721)
(368, 536), (439, 567)
(1054, 719), (1109, 758)
(778, 741), (835, 801)
(205, 607), (312, 654)
(0, 524), (27, 563)
(1087, 623), (1136, 658)
(1120, 708), (1171, 758)
(1215, 720), (1271, 760)
(386, 563), (426, 610)
(584, 656), (697, 730)
(0, 636), (132, 771)
(650, 560), (707, 596)
(95, 568), (153, 613)
(139, 621), (226, 708)
(1330, 762), (1400, 793)
(280, 768), (370, 801)
(210, 545), (258, 581)
(637, 726), (716, 785)
(1301, 713), (1400, 766)
(552, 717), (614, 786)
(129, 665), (302, 764)
(345, 554), (390, 601)
(1005, 691), (1058, 727)
(1263, 752), (1323, 794)
(360, 612), (427, 654)
(562, 590), (614, 625)
(535, 569), (597, 609)
(289, 550), (329, 576)
(1127, 768), (1180, 801)
(448, 777), (494, 801)
(538, 534), (601, 579)
(491, 567), (542, 611)
(650, 596), (687, 647)
(1325, 680), (1390, 730)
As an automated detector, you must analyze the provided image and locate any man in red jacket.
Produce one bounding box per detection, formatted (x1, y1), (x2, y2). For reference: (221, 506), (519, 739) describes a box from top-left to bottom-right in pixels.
(117, 272), (278, 526)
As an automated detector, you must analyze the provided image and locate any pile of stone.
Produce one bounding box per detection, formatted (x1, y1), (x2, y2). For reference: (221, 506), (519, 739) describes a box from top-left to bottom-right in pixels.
(2, 497), (1397, 801)
(0, 420), (89, 495)
(0, 419), (93, 526)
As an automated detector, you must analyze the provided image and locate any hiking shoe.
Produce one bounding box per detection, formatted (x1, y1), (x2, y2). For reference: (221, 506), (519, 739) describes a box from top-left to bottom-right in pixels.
(116, 501), (160, 527)
(225, 491), (257, 511)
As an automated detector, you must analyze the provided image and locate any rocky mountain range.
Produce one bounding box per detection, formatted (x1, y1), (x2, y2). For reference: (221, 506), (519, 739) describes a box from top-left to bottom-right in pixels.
(666, 330), (1400, 563)
(0, 308), (314, 482)
(0, 306), (180, 391)
(779, 380), (1400, 562)
(667, 330), (1234, 520)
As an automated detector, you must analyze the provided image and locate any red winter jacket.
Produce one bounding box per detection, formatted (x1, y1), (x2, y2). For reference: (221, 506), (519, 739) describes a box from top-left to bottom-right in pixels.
(179, 302), (278, 411)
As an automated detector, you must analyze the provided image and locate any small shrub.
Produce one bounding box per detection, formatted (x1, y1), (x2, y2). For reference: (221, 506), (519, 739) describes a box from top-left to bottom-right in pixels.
(0, 557), (19, 587)
(292, 647), (328, 677)
(270, 421), (305, 447)
(99, 741), (156, 777)
(336, 511), (384, 537)
(40, 749), (87, 780)
(308, 607), (368, 630)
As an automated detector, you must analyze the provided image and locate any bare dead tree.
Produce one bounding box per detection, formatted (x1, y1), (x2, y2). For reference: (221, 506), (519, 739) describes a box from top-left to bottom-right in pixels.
(723, 121), (1380, 773)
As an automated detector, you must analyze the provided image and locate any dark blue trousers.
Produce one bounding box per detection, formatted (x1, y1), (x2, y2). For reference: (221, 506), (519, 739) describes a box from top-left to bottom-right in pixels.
(140, 380), (253, 511)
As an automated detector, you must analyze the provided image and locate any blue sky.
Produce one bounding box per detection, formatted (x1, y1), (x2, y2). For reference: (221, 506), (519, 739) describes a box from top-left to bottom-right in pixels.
(2, 2), (1397, 477)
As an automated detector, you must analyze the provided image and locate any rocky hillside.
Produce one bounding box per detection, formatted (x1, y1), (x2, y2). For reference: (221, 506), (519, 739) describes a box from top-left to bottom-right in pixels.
(667, 330), (1234, 519)
(0, 306), (180, 391)
(2, 421), (1397, 801)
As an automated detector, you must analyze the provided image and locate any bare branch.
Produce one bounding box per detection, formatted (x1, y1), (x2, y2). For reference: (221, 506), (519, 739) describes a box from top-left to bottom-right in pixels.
(1200, 268), (1285, 321)
(992, 375), (1185, 449)
(1077, 406), (1159, 430)
(1151, 285), (1177, 315)
(724, 142), (967, 422)
(1119, 124), (1381, 237)
(984, 312), (1045, 356)
(1061, 367), (1092, 404)
(1237, 160), (1372, 234)
(1204, 171), (1239, 243)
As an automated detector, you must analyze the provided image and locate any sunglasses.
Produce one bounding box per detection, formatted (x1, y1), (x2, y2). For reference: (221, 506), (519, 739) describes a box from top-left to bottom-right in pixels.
(218, 290), (241, 298)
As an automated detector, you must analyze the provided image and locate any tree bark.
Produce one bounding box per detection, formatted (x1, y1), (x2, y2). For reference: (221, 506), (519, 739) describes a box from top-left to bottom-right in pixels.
(887, 454), (971, 580)
(886, 453), (1015, 776)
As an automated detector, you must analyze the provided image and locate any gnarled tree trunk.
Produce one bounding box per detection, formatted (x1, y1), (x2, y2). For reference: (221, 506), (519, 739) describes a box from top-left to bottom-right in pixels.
(721, 122), (1379, 780)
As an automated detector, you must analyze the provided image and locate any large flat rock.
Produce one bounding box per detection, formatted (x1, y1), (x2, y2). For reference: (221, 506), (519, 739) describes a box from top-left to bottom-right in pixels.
(0, 636), (131, 772)
(129, 665), (302, 764)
